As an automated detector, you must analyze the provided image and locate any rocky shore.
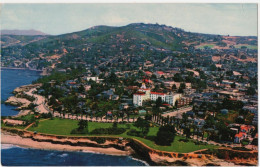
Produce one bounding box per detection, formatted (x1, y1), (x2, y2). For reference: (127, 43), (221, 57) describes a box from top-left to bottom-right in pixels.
(2, 84), (258, 166)
(4, 84), (42, 116)
(2, 127), (257, 166)
(1, 131), (131, 156)
(5, 96), (31, 109)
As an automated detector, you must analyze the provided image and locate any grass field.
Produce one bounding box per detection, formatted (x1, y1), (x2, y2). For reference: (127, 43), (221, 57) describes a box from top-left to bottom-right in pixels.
(216, 110), (238, 123)
(27, 118), (217, 153)
(1, 122), (26, 130)
(234, 44), (258, 50)
(197, 44), (215, 49)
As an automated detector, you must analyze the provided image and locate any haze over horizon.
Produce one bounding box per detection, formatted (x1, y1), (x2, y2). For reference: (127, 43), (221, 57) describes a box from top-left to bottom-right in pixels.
(1, 3), (257, 36)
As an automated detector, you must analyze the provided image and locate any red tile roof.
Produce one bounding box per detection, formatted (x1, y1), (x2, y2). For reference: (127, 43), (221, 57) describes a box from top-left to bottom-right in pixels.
(134, 92), (146, 95)
(156, 71), (164, 75)
(162, 103), (170, 106)
(151, 92), (166, 95)
(235, 132), (246, 138)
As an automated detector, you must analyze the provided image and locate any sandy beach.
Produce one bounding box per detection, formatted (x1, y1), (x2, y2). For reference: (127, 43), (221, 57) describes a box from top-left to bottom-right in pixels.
(1, 132), (131, 156)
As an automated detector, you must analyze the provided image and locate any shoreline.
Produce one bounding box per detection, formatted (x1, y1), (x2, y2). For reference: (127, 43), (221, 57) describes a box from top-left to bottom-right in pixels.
(1, 67), (43, 72)
(1, 127), (258, 166)
(1, 132), (132, 156)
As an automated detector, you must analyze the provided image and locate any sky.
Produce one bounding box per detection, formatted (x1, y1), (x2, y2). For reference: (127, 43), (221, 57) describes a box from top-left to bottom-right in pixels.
(1, 3), (258, 36)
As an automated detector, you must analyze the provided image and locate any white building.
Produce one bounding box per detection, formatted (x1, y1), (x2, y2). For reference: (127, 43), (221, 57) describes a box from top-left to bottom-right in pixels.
(133, 92), (146, 106)
(133, 83), (151, 106)
(133, 83), (182, 106)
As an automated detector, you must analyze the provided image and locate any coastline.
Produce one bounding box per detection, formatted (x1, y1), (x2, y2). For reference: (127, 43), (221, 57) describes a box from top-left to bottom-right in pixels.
(1, 70), (257, 166)
(1, 132), (132, 156)
(1, 67), (43, 72)
(1, 125), (258, 166)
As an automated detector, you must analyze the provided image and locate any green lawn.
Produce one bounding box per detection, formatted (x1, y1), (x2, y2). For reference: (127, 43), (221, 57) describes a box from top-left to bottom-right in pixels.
(15, 114), (36, 121)
(27, 118), (217, 153)
(1, 122), (26, 130)
(234, 44), (258, 50)
(197, 44), (215, 49)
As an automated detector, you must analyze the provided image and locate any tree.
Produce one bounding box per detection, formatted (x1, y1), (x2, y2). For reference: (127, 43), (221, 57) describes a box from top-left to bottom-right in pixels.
(204, 115), (215, 129)
(78, 84), (85, 93)
(134, 117), (150, 136)
(151, 74), (157, 79)
(160, 75), (165, 80)
(178, 83), (186, 93)
(231, 82), (236, 88)
(226, 70), (233, 76)
(216, 121), (234, 142)
(172, 84), (177, 90)
(113, 122), (118, 128)
(155, 125), (176, 146)
(155, 97), (162, 108)
(78, 120), (88, 133)
(246, 87), (256, 96)
(183, 127), (191, 139)
(175, 100), (178, 108)
(173, 73), (183, 82)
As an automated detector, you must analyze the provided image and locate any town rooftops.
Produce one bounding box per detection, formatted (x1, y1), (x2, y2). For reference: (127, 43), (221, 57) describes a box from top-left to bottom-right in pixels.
(139, 88), (151, 91)
(151, 92), (166, 95)
(145, 71), (152, 75)
(134, 91), (146, 95)
(156, 71), (164, 75)
(235, 132), (247, 138)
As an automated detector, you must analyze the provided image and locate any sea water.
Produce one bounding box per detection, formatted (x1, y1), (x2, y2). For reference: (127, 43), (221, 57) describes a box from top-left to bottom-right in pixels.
(1, 69), (40, 116)
(1, 69), (147, 166)
(1, 144), (147, 166)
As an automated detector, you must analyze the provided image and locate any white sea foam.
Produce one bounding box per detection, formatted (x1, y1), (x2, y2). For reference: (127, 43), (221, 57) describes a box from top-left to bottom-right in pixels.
(1, 144), (28, 150)
(131, 157), (149, 166)
(46, 152), (55, 157)
(1, 144), (16, 150)
(58, 153), (68, 157)
(81, 150), (102, 154)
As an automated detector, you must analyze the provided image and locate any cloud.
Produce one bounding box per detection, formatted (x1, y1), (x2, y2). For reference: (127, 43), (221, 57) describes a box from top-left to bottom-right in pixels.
(1, 3), (257, 36)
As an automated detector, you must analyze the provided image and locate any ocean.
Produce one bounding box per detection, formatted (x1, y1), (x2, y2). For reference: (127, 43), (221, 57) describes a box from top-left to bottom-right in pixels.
(1, 68), (40, 116)
(1, 144), (147, 166)
(1, 69), (147, 166)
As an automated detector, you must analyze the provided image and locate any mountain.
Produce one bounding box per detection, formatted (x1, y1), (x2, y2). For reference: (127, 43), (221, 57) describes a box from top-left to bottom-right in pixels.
(1, 29), (49, 36)
(1, 23), (257, 70)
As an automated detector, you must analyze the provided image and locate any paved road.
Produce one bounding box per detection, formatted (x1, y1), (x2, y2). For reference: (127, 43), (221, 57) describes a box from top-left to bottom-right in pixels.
(162, 106), (192, 118)
(53, 112), (136, 123)
(25, 88), (49, 114)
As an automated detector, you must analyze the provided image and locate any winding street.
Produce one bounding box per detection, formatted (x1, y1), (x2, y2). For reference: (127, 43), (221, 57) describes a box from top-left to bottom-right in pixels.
(25, 88), (50, 114)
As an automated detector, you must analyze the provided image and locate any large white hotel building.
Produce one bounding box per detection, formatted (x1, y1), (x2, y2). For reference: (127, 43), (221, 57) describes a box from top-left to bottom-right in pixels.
(133, 83), (182, 107)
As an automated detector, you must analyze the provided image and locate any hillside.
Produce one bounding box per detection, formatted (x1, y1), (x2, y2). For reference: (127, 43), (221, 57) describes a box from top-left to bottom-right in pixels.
(1, 23), (257, 70)
(1, 29), (49, 36)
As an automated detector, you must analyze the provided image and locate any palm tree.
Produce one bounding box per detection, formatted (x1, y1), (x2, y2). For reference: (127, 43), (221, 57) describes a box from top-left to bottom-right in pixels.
(201, 127), (205, 140)
(166, 116), (170, 125)
(122, 112), (124, 122)
(191, 124), (196, 139)
(126, 112), (130, 123)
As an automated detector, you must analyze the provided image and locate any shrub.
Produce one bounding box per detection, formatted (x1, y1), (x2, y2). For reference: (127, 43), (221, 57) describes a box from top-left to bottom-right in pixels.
(113, 122), (118, 128)
(41, 113), (53, 119)
(126, 129), (144, 137)
(70, 128), (88, 134)
(233, 147), (251, 151)
(126, 124), (131, 129)
(91, 138), (106, 144)
(179, 139), (189, 142)
(18, 131), (24, 136)
(155, 125), (176, 146)
(91, 128), (126, 135)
